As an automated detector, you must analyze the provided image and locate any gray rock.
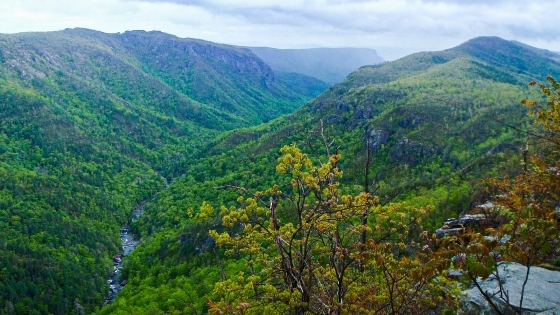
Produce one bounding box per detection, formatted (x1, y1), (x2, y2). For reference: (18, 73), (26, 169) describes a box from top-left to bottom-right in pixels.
(436, 226), (464, 238)
(354, 105), (375, 120)
(365, 129), (389, 153)
(448, 269), (464, 279)
(435, 214), (489, 237)
(462, 262), (560, 314)
(435, 212), (505, 238)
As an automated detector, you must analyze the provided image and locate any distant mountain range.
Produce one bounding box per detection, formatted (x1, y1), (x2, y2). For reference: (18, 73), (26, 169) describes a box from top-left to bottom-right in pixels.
(207, 36), (560, 186)
(247, 47), (384, 84)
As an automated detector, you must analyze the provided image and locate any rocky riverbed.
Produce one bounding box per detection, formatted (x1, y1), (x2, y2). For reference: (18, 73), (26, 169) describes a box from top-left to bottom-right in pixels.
(105, 203), (145, 304)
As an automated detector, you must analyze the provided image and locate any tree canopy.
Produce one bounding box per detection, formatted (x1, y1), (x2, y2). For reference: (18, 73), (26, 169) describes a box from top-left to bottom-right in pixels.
(206, 135), (460, 314)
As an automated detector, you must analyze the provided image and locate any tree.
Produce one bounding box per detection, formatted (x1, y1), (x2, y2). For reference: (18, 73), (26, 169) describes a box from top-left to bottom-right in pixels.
(438, 76), (560, 315)
(204, 130), (460, 315)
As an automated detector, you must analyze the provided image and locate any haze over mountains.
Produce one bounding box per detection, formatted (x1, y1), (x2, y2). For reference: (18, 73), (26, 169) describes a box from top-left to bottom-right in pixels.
(1, 28), (559, 314)
(247, 47), (384, 84)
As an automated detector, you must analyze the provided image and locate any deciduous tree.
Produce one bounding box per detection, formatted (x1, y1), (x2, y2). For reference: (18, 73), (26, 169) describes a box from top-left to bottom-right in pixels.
(206, 133), (459, 314)
(438, 76), (560, 315)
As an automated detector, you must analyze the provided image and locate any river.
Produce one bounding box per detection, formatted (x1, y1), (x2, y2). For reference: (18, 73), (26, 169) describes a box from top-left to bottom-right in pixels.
(105, 202), (145, 304)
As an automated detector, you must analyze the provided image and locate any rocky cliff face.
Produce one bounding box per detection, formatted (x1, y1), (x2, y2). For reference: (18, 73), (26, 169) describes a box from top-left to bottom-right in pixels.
(119, 31), (276, 90)
(462, 262), (560, 315)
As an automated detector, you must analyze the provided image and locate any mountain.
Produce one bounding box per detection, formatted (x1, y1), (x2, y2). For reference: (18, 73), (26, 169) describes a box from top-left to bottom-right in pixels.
(247, 47), (384, 84)
(0, 28), (323, 314)
(184, 36), (560, 205)
(96, 37), (560, 313)
(2, 31), (560, 314)
(2, 28), (325, 128)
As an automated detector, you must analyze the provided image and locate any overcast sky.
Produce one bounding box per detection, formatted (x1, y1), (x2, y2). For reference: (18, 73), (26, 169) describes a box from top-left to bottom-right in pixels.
(0, 0), (558, 60)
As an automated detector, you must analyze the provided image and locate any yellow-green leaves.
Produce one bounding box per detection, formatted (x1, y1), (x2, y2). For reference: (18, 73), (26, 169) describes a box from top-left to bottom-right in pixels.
(438, 77), (560, 314)
(205, 143), (458, 314)
(199, 201), (215, 220)
(276, 144), (312, 176)
(523, 76), (560, 134)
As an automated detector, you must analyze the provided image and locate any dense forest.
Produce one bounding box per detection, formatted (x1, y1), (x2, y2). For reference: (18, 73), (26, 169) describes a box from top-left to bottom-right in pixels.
(0, 28), (326, 314)
(0, 31), (559, 314)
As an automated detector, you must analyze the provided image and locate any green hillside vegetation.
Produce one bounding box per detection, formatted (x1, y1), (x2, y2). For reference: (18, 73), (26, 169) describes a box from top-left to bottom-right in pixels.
(96, 37), (560, 314)
(1, 32), (559, 314)
(0, 29), (321, 314)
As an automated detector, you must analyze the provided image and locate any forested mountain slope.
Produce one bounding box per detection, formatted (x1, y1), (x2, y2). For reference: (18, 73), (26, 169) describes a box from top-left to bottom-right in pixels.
(97, 37), (560, 314)
(0, 28), (320, 314)
(1, 28), (322, 129)
(158, 36), (560, 225)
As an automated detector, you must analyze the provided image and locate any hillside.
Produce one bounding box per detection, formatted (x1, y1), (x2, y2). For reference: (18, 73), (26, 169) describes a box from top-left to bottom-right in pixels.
(96, 37), (560, 314)
(164, 36), (560, 217)
(248, 47), (384, 84)
(1, 28), (324, 128)
(2, 32), (559, 314)
(0, 28), (321, 314)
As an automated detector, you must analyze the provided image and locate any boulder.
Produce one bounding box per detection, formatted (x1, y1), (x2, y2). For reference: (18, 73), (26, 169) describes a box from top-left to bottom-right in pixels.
(435, 213), (492, 237)
(462, 262), (560, 314)
(435, 203), (506, 238)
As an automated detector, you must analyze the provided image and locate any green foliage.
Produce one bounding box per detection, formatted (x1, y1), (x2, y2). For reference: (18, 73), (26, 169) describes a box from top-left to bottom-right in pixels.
(0, 86), (166, 314)
(2, 32), (560, 315)
(438, 76), (560, 315)
(207, 143), (460, 314)
(523, 76), (560, 135)
(0, 28), (318, 314)
(110, 37), (560, 313)
(95, 229), (222, 315)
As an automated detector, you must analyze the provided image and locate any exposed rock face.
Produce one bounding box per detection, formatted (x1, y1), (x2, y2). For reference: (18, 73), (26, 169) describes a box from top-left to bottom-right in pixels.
(435, 203), (504, 237)
(364, 129), (389, 154)
(354, 105), (377, 120)
(462, 262), (560, 315)
(119, 30), (276, 89)
(435, 214), (489, 237)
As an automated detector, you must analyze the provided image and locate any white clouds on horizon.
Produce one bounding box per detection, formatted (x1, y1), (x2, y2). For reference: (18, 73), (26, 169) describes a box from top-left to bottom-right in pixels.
(0, 0), (558, 60)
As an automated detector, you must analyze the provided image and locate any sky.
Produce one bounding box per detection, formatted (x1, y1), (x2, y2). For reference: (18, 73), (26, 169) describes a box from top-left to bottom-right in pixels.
(0, 0), (559, 60)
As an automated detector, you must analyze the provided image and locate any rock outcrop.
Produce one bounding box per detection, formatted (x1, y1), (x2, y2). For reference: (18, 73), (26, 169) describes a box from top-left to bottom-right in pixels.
(364, 129), (389, 154)
(462, 262), (560, 315)
(435, 203), (504, 237)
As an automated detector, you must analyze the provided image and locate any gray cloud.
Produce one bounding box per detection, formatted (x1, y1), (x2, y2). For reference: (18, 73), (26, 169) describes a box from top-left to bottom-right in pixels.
(1, 0), (559, 60)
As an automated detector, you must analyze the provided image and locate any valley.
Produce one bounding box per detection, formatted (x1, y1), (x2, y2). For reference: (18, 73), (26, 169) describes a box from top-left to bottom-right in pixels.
(0, 29), (559, 314)
(0, 28), (327, 314)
